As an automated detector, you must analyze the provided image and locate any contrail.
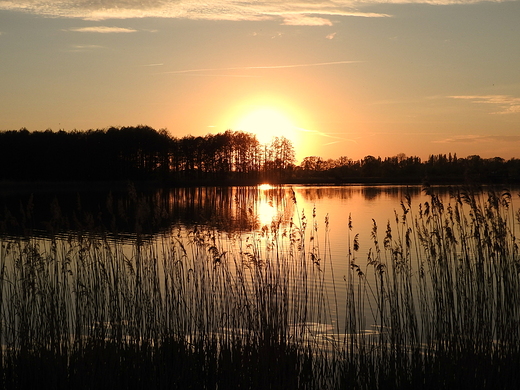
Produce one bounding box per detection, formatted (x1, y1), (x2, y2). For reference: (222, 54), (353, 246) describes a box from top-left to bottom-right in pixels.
(294, 127), (345, 140)
(162, 60), (359, 74)
(294, 127), (359, 145)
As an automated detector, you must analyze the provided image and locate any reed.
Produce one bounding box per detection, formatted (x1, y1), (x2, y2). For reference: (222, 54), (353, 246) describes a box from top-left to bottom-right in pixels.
(0, 194), (339, 389)
(1, 186), (520, 389)
(342, 186), (520, 389)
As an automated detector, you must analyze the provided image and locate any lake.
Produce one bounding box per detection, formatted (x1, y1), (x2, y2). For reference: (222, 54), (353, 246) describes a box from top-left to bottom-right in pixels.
(1, 183), (506, 331)
(2, 183), (520, 388)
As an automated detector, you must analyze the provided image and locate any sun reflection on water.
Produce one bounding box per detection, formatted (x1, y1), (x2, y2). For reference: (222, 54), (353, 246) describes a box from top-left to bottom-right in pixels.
(258, 184), (273, 191)
(257, 198), (278, 226)
(255, 184), (293, 227)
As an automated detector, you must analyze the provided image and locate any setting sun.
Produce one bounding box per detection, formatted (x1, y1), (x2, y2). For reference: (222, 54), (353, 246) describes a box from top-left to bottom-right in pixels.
(218, 96), (314, 163)
(234, 107), (298, 145)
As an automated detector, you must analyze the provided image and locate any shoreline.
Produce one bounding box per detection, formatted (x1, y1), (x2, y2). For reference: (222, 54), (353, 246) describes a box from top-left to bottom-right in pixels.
(0, 176), (512, 195)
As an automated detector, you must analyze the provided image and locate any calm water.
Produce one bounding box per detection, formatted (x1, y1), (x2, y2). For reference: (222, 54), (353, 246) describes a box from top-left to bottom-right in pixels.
(1, 183), (515, 333)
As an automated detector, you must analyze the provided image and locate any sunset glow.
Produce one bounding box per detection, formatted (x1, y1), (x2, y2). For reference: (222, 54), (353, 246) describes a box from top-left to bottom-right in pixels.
(235, 107), (297, 145)
(0, 1), (519, 162)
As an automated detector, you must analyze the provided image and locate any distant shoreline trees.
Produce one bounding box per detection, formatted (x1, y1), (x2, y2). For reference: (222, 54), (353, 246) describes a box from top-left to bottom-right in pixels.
(1, 126), (519, 185)
(297, 153), (519, 184)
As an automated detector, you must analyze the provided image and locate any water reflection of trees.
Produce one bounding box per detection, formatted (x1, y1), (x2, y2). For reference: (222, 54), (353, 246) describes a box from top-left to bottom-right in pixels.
(2, 185), (473, 239)
(296, 185), (424, 203)
(159, 186), (294, 232)
(0, 186), (295, 238)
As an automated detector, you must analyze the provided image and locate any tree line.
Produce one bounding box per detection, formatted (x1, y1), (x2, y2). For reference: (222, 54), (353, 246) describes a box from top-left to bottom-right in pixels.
(0, 126), (295, 183)
(298, 153), (520, 184)
(1, 126), (519, 185)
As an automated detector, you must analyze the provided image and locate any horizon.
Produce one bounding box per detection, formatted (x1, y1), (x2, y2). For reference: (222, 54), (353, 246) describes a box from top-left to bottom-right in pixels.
(1, 1), (519, 163)
(2, 125), (514, 168)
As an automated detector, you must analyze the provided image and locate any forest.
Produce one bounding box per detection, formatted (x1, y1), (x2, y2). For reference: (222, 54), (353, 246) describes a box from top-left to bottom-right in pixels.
(1, 125), (519, 185)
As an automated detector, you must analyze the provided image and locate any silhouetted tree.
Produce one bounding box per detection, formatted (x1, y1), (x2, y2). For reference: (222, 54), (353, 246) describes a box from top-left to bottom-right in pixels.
(1, 126), (519, 185)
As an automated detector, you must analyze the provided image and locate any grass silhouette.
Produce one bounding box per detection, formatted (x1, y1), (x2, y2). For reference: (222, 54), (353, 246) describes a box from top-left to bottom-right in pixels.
(1, 186), (520, 389)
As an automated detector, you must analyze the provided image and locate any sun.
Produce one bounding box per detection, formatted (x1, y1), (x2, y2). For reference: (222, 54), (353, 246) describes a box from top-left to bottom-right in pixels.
(218, 97), (314, 162)
(234, 107), (298, 145)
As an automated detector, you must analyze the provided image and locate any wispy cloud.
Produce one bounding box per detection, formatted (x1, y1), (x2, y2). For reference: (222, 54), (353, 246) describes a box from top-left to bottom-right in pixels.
(326, 32), (337, 40)
(281, 14), (334, 26)
(66, 26), (138, 33)
(323, 140), (344, 146)
(174, 74), (261, 78)
(0, 0), (506, 26)
(366, 0), (507, 4)
(436, 134), (520, 144)
(450, 95), (520, 114)
(0, 0), (502, 20)
(66, 44), (105, 52)
(0, 1), (393, 22)
(265, 9), (391, 23)
(162, 60), (359, 75)
(295, 126), (358, 144)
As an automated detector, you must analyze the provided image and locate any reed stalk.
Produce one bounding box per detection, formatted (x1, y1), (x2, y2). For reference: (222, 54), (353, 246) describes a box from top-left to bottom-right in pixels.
(1, 186), (520, 389)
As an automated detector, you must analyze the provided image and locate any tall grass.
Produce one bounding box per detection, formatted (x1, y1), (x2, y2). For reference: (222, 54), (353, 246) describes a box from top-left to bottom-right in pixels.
(342, 186), (520, 389)
(0, 190), (340, 389)
(1, 186), (520, 389)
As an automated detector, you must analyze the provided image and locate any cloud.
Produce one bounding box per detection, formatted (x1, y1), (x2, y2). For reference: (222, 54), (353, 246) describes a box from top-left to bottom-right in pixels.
(323, 140), (345, 146)
(436, 134), (520, 144)
(173, 74), (261, 78)
(66, 26), (138, 33)
(66, 44), (105, 52)
(326, 32), (337, 39)
(281, 14), (334, 26)
(366, 0), (507, 4)
(450, 95), (520, 114)
(162, 60), (359, 74)
(294, 126), (358, 144)
(0, 1), (393, 22)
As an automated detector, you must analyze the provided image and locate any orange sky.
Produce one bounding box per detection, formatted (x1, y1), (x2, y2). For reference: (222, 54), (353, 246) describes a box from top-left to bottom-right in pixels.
(1, 1), (520, 163)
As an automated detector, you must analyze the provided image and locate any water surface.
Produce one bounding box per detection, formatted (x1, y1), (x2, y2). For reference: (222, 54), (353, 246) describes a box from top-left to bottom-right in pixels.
(2, 183), (514, 332)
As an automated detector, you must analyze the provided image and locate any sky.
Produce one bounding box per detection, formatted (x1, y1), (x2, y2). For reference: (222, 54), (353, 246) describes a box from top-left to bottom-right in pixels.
(1, 0), (519, 163)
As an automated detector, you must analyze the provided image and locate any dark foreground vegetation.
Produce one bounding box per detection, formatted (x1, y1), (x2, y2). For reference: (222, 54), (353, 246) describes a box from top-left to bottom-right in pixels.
(1, 126), (520, 185)
(1, 186), (520, 389)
